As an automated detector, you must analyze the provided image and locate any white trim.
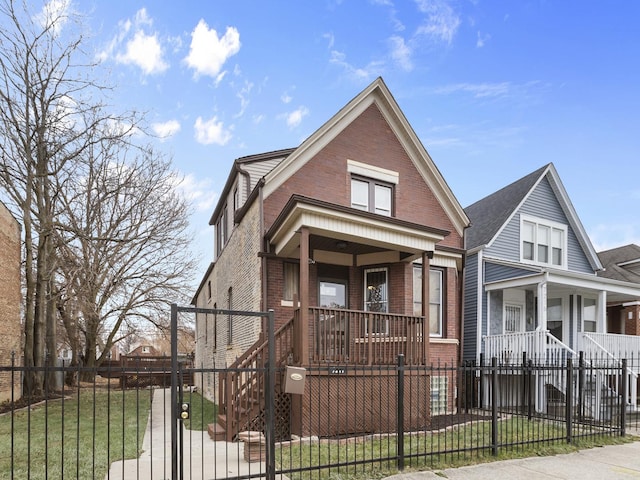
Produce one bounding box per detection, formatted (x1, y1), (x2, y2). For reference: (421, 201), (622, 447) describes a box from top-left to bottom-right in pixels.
(476, 250), (484, 363)
(519, 213), (568, 269)
(347, 159), (399, 184)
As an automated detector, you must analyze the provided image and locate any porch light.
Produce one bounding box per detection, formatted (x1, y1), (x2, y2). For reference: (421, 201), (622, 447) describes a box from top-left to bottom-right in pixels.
(336, 241), (348, 250)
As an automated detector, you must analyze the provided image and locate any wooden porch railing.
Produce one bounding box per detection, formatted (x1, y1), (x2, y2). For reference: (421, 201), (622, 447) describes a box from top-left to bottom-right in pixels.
(294, 307), (426, 365)
(218, 319), (294, 441)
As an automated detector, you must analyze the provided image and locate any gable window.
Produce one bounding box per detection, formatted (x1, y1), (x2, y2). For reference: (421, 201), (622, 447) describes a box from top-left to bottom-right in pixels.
(351, 176), (393, 216)
(521, 215), (566, 268)
(413, 266), (444, 337)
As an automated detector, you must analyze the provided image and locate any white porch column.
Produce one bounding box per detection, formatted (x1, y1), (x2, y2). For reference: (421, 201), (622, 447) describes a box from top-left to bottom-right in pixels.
(537, 281), (548, 330)
(598, 290), (607, 333)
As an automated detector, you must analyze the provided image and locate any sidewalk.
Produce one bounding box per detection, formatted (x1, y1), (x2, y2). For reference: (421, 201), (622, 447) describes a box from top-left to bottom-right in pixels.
(105, 388), (271, 480)
(384, 435), (640, 480)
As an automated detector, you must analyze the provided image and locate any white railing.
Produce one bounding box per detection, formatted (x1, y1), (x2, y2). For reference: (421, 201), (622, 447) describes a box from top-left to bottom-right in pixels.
(579, 332), (638, 412)
(483, 330), (576, 365)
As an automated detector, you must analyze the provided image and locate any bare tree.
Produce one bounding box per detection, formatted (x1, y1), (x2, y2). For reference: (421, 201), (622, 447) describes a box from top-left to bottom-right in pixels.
(0, 0), (196, 391)
(56, 136), (197, 378)
(0, 0), (114, 394)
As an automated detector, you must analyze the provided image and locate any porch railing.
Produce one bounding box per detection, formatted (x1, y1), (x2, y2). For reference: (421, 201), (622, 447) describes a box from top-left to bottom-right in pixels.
(483, 329), (576, 365)
(295, 307), (426, 365)
(579, 332), (638, 412)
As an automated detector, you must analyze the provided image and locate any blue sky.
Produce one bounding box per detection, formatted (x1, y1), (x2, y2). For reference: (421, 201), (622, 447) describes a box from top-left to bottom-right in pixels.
(66, 1), (640, 282)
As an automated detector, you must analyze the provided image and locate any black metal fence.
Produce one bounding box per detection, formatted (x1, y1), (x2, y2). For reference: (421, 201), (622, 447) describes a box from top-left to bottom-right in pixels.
(0, 354), (635, 480)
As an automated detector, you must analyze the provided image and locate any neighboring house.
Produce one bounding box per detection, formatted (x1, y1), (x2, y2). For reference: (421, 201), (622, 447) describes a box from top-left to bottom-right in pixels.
(462, 163), (640, 416)
(0, 201), (21, 402)
(192, 78), (469, 439)
(598, 245), (640, 335)
(128, 345), (159, 356)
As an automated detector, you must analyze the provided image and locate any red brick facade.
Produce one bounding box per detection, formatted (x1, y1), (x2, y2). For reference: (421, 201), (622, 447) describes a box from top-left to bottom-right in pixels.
(0, 202), (21, 402)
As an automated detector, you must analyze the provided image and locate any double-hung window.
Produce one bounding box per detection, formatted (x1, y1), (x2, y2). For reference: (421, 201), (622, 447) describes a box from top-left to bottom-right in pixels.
(351, 176), (393, 216)
(412, 266), (444, 337)
(521, 215), (567, 268)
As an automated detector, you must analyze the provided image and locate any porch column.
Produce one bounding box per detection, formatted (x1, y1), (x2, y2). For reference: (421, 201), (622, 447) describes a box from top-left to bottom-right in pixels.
(537, 281), (548, 331)
(422, 251), (433, 364)
(598, 290), (607, 333)
(299, 227), (310, 365)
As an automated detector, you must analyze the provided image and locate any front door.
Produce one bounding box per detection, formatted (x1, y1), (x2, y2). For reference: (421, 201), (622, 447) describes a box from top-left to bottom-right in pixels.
(318, 280), (348, 359)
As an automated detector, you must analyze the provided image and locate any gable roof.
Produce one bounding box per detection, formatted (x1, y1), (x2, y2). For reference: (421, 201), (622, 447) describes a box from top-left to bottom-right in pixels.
(464, 163), (602, 271)
(598, 244), (640, 283)
(464, 164), (547, 250)
(263, 77), (469, 236)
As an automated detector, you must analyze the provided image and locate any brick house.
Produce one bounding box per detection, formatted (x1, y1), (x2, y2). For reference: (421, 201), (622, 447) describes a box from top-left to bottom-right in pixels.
(0, 201), (21, 402)
(192, 78), (469, 439)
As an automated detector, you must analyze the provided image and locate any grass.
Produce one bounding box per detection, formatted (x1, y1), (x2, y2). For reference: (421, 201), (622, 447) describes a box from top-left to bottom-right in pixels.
(0, 387), (150, 480)
(181, 390), (217, 431)
(276, 416), (635, 480)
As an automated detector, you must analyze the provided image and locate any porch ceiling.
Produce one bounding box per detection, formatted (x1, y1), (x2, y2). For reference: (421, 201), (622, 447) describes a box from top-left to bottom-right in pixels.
(267, 195), (448, 262)
(484, 269), (640, 303)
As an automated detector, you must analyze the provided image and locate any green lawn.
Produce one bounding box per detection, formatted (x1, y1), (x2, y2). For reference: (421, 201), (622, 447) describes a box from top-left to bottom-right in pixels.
(276, 417), (633, 480)
(0, 388), (151, 480)
(181, 391), (218, 431)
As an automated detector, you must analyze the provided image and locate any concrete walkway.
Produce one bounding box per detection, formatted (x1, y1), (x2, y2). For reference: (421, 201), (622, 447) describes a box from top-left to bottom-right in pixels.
(105, 388), (271, 480)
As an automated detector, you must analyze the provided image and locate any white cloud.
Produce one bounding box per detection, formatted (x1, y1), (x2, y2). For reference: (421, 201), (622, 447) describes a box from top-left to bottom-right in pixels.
(281, 92), (292, 104)
(433, 82), (511, 98)
(389, 36), (413, 71)
(329, 50), (384, 82)
(174, 173), (216, 213)
(152, 120), (181, 139)
(117, 30), (168, 75)
(414, 0), (461, 45)
(284, 106), (309, 129)
(589, 222), (640, 252)
(184, 20), (241, 79)
(99, 8), (169, 75)
(476, 31), (491, 48)
(234, 80), (254, 118)
(36, 0), (71, 34)
(194, 116), (232, 145)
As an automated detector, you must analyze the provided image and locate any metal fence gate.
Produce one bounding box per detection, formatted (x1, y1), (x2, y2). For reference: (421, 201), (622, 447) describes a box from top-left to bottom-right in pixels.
(170, 304), (276, 480)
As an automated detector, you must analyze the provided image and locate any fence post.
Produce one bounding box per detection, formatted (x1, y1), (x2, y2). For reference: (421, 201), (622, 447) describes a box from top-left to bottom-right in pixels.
(170, 303), (179, 480)
(621, 358), (627, 437)
(266, 309), (276, 480)
(566, 357), (573, 444)
(397, 354), (405, 471)
(521, 352), (527, 415)
(578, 352), (584, 423)
(527, 359), (533, 420)
(491, 356), (498, 456)
(479, 353), (485, 409)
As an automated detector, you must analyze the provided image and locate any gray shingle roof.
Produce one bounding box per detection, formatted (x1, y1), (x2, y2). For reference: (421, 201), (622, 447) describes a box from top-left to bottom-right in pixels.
(464, 164), (550, 249)
(597, 244), (640, 283)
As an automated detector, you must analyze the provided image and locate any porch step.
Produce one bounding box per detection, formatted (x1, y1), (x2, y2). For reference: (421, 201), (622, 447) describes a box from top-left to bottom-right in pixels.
(208, 422), (226, 441)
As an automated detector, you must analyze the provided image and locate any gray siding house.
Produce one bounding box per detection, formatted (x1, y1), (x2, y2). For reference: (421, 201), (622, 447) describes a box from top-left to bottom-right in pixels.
(462, 163), (640, 415)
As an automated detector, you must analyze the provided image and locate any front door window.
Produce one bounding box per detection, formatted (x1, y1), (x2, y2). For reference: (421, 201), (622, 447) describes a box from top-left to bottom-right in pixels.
(364, 267), (388, 334)
(318, 280), (348, 360)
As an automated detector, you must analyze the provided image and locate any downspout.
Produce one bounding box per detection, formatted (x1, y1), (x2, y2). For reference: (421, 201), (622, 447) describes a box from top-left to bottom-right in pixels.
(259, 180), (267, 332)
